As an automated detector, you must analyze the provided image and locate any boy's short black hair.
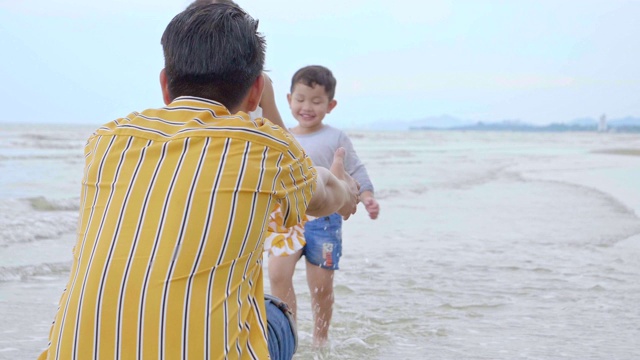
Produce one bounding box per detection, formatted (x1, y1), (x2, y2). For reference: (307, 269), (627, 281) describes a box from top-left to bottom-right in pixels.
(290, 65), (337, 100)
(161, 3), (265, 109)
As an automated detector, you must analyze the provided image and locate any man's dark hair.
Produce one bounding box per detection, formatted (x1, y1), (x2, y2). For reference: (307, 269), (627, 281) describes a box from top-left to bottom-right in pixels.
(161, 3), (265, 109)
(290, 65), (337, 100)
(185, 0), (239, 12)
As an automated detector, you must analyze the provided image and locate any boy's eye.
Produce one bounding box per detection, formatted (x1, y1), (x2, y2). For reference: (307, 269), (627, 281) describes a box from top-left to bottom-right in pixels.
(313, 101), (321, 105)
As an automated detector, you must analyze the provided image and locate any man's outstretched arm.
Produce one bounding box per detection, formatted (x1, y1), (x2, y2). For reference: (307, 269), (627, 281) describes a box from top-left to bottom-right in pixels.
(306, 148), (359, 220)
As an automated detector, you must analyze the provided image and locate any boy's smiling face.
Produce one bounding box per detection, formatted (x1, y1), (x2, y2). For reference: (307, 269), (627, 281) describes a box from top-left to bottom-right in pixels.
(287, 82), (337, 134)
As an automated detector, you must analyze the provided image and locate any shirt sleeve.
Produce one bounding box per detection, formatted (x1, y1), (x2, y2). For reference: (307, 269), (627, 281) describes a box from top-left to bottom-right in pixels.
(273, 139), (317, 228)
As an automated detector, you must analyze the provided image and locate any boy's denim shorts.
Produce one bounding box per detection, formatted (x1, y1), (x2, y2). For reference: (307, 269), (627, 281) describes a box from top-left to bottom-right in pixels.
(302, 213), (343, 270)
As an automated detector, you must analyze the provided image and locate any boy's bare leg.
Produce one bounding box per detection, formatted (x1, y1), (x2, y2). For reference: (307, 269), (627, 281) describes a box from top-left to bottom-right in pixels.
(268, 250), (302, 321)
(305, 261), (335, 347)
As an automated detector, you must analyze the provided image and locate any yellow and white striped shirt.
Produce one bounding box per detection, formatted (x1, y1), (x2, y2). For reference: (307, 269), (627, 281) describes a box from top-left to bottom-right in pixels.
(39, 97), (316, 360)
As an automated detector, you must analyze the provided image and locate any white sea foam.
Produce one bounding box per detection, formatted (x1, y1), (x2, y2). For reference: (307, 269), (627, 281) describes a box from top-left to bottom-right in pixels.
(0, 263), (71, 282)
(0, 198), (78, 247)
(26, 196), (80, 212)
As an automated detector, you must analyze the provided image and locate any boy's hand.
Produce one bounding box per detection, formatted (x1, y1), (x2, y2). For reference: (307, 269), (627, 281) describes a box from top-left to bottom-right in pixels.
(330, 148), (359, 220)
(360, 191), (379, 219)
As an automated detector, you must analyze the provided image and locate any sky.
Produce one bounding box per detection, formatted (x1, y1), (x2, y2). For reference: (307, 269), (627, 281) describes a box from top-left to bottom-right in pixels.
(0, 0), (638, 128)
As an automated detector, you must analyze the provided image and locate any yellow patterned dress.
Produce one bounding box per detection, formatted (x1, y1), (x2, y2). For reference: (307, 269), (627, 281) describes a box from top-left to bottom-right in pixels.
(264, 204), (311, 256)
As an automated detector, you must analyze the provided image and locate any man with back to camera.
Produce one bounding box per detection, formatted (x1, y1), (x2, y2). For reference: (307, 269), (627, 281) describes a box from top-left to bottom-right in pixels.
(38, 3), (359, 359)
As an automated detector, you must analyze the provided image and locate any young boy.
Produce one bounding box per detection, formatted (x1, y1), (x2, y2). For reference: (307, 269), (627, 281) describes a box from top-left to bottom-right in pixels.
(268, 65), (380, 347)
(37, 6), (359, 360)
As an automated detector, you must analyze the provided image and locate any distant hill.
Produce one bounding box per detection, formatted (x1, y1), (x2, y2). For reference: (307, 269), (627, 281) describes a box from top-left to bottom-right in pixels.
(569, 117), (597, 126)
(610, 116), (640, 127)
(407, 115), (474, 129)
(370, 115), (640, 132)
(368, 114), (472, 130)
(568, 116), (640, 128)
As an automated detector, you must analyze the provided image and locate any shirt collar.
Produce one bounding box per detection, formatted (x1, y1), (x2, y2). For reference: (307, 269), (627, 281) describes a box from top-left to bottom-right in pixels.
(169, 96), (230, 113)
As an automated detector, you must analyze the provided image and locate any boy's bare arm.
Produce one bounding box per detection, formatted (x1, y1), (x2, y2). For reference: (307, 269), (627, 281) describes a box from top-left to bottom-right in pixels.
(306, 148), (359, 220)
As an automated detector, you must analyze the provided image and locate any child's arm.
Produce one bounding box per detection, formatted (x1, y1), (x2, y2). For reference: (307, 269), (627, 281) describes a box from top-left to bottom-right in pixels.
(359, 190), (380, 220)
(306, 148), (359, 220)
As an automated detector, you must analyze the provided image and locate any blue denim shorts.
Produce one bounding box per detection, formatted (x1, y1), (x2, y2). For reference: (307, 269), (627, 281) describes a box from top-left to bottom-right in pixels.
(265, 294), (297, 360)
(302, 213), (343, 270)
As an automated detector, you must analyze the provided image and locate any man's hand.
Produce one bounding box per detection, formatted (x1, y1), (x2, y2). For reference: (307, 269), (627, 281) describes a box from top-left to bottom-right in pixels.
(305, 148), (360, 218)
(330, 148), (359, 220)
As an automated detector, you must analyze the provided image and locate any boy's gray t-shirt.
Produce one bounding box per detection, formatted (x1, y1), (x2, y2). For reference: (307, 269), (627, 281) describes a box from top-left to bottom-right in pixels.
(292, 125), (374, 194)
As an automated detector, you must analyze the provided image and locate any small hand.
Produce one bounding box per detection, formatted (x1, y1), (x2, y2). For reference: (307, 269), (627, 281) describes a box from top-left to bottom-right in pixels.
(362, 197), (380, 220)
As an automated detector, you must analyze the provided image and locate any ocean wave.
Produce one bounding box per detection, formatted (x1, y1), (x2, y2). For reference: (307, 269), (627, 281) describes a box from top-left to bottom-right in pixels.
(27, 196), (80, 211)
(0, 262), (71, 282)
(374, 188), (403, 200)
(18, 128), (93, 142)
(0, 128), (90, 152)
(0, 198), (78, 247)
(2, 135), (87, 150)
(0, 153), (83, 161)
(2, 138), (84, 150)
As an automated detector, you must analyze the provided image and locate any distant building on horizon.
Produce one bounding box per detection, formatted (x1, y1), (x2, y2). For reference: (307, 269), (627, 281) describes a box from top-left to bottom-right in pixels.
(598, 114), (608, 132)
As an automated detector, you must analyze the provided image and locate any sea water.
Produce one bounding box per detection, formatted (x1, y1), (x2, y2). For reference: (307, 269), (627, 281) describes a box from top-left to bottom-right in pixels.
(1, 124), (639, 359)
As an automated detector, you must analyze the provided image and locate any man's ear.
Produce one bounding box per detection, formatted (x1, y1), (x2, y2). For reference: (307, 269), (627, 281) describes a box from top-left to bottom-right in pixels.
(245, 73), (265, 112)
(327, 99), (338, 113)
(159, 69), (171, 105)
